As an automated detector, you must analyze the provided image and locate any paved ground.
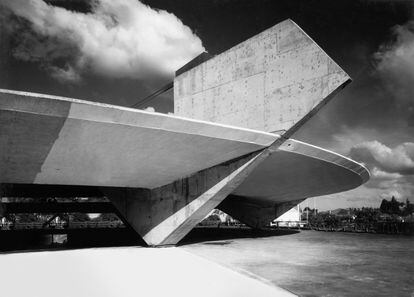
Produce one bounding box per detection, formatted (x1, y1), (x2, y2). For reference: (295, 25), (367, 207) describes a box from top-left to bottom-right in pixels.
(0, 246), (296, 297)
(1, 228), (412, 296)
(183, 230), (414, 297)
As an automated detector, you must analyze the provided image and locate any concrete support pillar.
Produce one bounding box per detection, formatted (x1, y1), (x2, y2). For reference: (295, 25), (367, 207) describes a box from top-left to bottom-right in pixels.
(105, 149), (271, 246)
(218, 195), (303, 229)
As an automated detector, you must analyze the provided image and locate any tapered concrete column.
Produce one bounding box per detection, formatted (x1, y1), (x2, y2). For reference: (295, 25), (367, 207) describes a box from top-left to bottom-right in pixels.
(105, 149), (272, 246)
(218, 195), (303, 229)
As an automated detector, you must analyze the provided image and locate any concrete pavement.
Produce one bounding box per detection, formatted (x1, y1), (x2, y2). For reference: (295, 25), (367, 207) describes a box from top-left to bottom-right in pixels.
(0, 247), (296, 297)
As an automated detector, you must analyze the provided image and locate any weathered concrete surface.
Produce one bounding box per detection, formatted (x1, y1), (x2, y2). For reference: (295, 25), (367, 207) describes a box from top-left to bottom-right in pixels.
(0, 89), (277, 188)
(100, 114), (369, 245)
(174, 19), (350, 134)
(0, 79), (370, 248)
(0, 19), (369, 246)
(234, 139), (369, 203)
(105, 149), (270, 246)
(103, 136), (369, 245)
(0, 247), (297, 297)
(0, 89), (367, 196)
(217, 138), (369, 228)
(219, 196), (303, 229)
(0, 88), (369, 245)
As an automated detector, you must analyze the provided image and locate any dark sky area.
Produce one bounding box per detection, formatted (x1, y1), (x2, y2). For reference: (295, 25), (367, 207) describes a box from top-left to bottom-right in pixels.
(1, 0), (413, 209)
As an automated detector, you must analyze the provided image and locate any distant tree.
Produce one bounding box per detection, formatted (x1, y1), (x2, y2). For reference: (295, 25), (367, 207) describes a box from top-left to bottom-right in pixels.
(16, 213), (38, 223)
(380, 196), (403, 215)
(380, 199), (390, 214)
(5, 213), (16, 223)
(71, 212), (90, 222)
(403, 199), (414, 216)
(97, 213), (120, 221)
(199, 214), (221, 226)
(207, 214), (221, 222)
(354, 207), (380, 225)
(337, 209), (349, 216)
(390, 196), (404, 214)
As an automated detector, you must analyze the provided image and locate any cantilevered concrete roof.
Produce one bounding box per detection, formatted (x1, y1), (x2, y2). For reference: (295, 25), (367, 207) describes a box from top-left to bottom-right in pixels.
(0, 89), (276, 188)
(0, 89), (368, 201)
(234, 139), (369, 203)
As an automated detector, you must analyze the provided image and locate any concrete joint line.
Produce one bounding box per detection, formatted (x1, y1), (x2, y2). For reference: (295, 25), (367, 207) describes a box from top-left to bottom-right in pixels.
(145, 150), (270, 245)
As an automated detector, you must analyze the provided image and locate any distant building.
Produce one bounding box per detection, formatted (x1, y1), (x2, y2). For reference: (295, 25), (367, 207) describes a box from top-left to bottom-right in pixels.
(272, 205), (301, 227)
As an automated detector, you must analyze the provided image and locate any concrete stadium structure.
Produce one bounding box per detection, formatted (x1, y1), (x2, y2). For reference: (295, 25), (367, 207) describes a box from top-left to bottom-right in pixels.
(0, 20), (369, 246)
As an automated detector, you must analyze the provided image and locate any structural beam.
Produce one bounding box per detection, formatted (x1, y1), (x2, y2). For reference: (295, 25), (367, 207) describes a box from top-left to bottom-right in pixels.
(105, 149), (274, 246)
(0, 202), (115, 214)
(0, 184), (103, 198)
(174, 19), (350, 134)
(218, 195), (303, 229)
(0, 19), (365, 248)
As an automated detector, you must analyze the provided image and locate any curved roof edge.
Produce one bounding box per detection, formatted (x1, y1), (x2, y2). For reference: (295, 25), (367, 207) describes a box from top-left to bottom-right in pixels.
(279, 138), (370, 186)
(0, 88), (278, 147)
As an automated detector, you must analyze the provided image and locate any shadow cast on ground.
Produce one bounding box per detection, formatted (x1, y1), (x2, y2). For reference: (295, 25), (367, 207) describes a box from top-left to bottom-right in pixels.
(0, 226), (300, 253)
(180, 227), (299, 245)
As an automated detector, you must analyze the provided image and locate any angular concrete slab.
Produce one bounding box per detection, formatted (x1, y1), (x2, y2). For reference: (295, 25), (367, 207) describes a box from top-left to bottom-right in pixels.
(106, 149), (271, 246)
(174, 19), (350, 134)
(0, 89), (277, 188)
(0, 19), (370, 247)
(219, 196), (304, 229)
(0, 87), (369, 245)
(233, 139), (370, 203)
(217, 139), (369, 228)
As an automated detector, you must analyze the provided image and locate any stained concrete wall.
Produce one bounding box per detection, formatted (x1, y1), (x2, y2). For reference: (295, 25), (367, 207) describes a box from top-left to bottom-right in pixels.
(105, 149), (271, 246)
(0, 89), (276, 189)
(174, 19), (350, 133)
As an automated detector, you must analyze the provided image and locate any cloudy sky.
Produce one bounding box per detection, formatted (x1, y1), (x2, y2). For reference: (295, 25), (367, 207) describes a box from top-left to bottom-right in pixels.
(0, 0), (413, 210)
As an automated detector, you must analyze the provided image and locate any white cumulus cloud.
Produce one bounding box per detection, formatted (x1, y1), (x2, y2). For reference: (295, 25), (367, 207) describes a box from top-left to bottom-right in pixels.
(0, 0), (204, 82)
(371, 167), (403, 180)
(375, 21), (414, 101)
(350, 140), (414, 175)
(374, 21), (414, 125)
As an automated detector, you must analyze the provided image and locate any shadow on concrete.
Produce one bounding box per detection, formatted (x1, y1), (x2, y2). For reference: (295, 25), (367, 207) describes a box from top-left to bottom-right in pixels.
(0, 228), (146, 254)
(0, 227), (300, 253)
(179, 226), (300, 246)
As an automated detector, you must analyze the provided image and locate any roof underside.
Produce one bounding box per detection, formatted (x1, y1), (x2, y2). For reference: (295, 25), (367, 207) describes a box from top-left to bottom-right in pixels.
(0, 89), (368, 203)
(234, 139), (369, 203)
(0, 89), (276, 189)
